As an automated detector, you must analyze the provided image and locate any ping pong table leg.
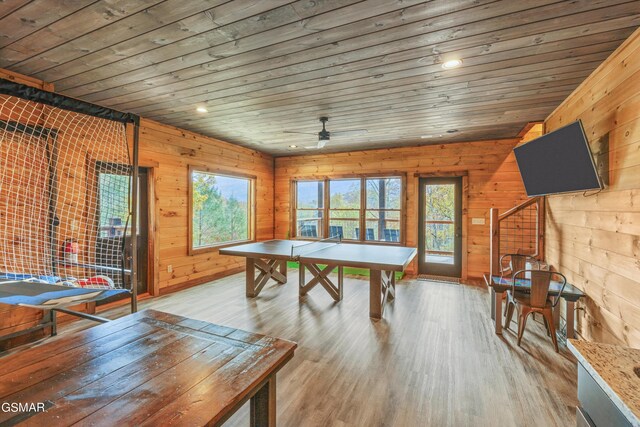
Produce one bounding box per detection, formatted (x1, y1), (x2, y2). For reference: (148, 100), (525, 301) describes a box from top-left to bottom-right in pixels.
(369, 270), (382, 319)
(246, 258), (257, 297)
(298, 263), (305, 296)
(387, 271), (396, 301)
(299, 263), (341, 301)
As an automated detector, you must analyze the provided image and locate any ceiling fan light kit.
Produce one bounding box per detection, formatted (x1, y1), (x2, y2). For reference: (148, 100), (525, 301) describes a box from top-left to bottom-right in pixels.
(283, 116), (368, 149)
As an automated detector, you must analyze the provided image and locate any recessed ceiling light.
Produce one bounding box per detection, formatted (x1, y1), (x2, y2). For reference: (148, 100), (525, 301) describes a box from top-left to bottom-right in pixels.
(196, 106), (208, 113)
(421, 135), (433, 139)
(442, 59), (462, 69)
(289, 145), (298, 148)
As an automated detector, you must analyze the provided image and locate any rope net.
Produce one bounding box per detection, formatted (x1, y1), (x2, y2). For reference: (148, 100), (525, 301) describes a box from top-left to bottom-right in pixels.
(0, 93), (131, 290)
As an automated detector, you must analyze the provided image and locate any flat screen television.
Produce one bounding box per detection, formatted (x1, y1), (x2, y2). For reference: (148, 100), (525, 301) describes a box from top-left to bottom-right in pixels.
(513, 120), (602, 197)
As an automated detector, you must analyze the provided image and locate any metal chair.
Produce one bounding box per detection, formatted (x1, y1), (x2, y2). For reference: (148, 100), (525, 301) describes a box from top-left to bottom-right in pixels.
(499, 253), (540, 278)
(383, 229), (400, 242)
(329, 225), (343, 239)
(507, 269), (566, 352)
(299, 224), (318, 238)
(500, 253), (540, 324)
(354, 228), (375, 240)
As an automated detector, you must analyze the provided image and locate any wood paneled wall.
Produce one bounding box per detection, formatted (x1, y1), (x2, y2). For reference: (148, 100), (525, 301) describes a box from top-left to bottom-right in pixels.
(544, 28), (640, 347)
(275, 140), (529, 279)
(137, 118), (274, 292)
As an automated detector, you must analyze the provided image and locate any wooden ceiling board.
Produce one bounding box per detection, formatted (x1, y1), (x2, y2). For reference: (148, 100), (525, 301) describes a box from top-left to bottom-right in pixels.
(2, 0), (639, 155)
(140, 33), (625, 125)
(105, 4), (639, 117)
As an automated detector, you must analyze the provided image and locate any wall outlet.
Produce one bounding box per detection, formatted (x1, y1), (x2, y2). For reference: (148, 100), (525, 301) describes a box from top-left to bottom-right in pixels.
(472, 217), (486, 225)
(167, 265), (173, 273)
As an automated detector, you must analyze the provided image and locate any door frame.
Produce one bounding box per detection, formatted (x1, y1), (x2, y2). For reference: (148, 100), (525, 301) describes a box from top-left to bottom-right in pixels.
(414, 172), (468, 280)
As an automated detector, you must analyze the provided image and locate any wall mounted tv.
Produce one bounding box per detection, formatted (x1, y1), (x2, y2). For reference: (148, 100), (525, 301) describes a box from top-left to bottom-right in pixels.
(513, 120), (602, 197)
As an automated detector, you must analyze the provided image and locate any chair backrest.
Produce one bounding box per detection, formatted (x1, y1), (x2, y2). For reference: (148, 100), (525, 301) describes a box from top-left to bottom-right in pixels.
(355, 228), (375, 240)
(500, 253), (539, 277)
(329, 225), (343, 239)
(513, 270), (567, 308)
(383, 229), (399, 242)
(299, 224), (318, 238)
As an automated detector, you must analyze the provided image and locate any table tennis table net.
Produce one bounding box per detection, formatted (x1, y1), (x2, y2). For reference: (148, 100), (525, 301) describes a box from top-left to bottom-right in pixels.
(290, 238), (341, 259)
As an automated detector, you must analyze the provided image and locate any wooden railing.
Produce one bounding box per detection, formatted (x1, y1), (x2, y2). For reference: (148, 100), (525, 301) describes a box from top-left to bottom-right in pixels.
(489, 197), (545, 277)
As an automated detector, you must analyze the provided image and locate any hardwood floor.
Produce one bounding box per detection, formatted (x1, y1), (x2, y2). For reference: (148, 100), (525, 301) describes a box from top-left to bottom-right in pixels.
(9, 272), (579, 426)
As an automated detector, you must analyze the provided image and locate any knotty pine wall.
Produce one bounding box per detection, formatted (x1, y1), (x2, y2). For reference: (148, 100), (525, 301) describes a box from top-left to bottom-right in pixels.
(544, 28), (640, 348)
(274, 139), (529, 280)
(138, 118), (274, 292)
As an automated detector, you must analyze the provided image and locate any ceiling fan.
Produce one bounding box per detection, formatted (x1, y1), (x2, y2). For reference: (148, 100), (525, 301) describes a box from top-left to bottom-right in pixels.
(283, 117), (368, 148)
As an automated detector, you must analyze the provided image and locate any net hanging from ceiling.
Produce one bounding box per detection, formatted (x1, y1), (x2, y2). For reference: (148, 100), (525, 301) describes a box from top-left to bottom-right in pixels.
(0, 79), (137, 293)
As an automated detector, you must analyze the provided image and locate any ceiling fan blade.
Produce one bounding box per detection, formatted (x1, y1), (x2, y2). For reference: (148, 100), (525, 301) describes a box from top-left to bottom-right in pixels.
(283, 130), (316, 135)
(330, 129), (368, 137)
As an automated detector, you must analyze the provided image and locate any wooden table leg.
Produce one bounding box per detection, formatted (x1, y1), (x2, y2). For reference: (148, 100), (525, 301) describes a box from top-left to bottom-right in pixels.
(566, 300), (575, 339)
(250, 376), (276, 427)
(370, 270), (382, 319)
(246, 258), (256, 297)
(298, 263), (305, 297)
(494, 290), (503, 335)
(490, 287), (496, 320)
(279, 260), (287, 279)
(553, 297), (560, 330)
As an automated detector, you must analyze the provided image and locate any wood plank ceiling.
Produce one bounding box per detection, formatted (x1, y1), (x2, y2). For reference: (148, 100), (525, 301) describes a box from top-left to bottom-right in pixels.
(1, 0), (638, 155)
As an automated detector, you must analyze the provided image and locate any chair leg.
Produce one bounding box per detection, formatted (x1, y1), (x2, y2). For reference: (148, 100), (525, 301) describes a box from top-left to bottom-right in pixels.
(517, 308), (530, 347)
(504, 301), (515, 330)
(543, 309), (559, 353)
(542, 314), (551, 337)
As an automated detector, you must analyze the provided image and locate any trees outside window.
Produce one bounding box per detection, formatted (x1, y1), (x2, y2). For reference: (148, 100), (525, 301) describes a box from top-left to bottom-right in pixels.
(190, 169), (254, 252)
(295, 180), (324, 238)
(293, 176), (403, 243)
(365, 178), (401, 242)
(424, 184), (455, 255)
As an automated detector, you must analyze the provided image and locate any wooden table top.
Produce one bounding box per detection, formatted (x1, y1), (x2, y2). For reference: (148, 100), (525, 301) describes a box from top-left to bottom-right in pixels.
(221, 239), (417, 271)
(484, 273), (585, 302)
(0, 309), (296, 426)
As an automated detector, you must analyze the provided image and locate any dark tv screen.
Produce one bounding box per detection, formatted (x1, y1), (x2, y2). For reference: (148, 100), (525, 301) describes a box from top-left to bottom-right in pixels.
(513, 120), (602, 197)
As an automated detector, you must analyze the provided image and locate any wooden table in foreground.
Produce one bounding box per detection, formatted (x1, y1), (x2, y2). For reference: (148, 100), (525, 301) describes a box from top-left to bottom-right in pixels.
(0, 309), (296, 427)
(484, 274), (585, 338)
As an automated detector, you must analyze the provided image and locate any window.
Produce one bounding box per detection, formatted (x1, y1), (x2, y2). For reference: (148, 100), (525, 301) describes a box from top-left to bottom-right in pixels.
(190, 168), (254, 252)
(295, 180), (324, 238)
(98, 173), (131, 237)
(329, 179), (360, 240)
(364, 177), (401, 242)
(293, 176), (404, 243)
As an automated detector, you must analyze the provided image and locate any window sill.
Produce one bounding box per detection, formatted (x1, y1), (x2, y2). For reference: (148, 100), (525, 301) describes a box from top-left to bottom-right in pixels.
(190, 239), (255, 255)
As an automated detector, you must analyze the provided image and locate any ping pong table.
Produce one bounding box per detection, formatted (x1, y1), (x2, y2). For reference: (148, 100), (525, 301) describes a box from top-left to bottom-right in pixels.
(220, 239), (417, 319)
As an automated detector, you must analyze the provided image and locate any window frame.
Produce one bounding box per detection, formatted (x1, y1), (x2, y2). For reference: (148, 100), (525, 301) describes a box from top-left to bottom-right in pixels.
(293, 179), (325, 240)
(188, 166), (256, 255)
(291, 173), (406, 245)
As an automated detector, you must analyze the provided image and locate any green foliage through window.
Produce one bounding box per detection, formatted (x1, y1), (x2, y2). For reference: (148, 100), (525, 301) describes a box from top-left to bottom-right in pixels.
(191, 171), (252, 248)
(424, 184), (455, 254)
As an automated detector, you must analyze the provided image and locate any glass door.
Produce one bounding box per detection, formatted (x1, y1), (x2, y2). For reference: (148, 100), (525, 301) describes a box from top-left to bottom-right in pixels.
(418, 177), (462, 277)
